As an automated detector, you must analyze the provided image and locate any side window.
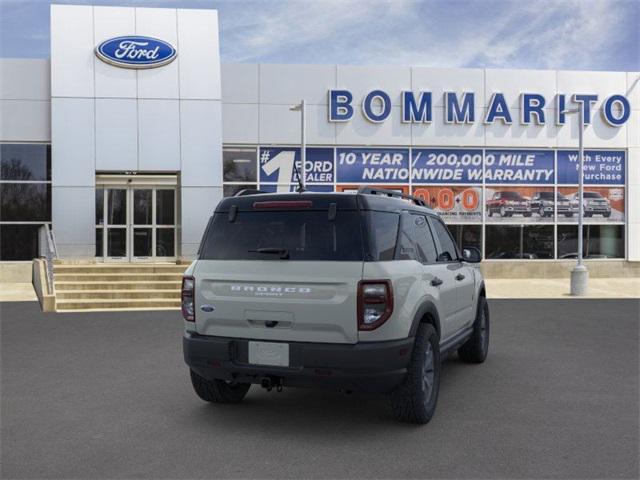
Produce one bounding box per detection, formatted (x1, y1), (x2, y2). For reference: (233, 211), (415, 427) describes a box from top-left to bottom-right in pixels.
(430, 217), (459, 262)
(363, 211), (400, 261)
(395, 213), (437, 263)
(412, 214), (438, 263)
(396, 214), (419, 262)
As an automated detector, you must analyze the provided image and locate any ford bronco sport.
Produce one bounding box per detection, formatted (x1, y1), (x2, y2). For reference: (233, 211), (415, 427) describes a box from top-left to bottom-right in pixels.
(182, 187), (489, 424)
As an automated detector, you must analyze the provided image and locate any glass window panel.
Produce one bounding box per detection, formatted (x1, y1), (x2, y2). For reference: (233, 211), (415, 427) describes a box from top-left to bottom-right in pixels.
(223, 184), (256, 198)
(486, 225), (553, 259)
(95, 228), (103, 257)
(0, 183), (51, 221)
(396, 214), (437, 263)
(223, 148), (257, 182)
(107, 228), (126, 257)
(447, 224), (482, 254)
(107, 189), (127, 225)
(0, 144), (50, 181)
(156, 190), (175, 225)
(95, 188), (104, 226)
(133, 228), (152, 257)
(557, 225), (624, 259)
(430, 217), (458, 262)
(557, 187), (624, 223)
(156, 228), (175, 257)
(133, 189), (152, 225)
(363, 211), (399, 261)
(0, 224), (40, 260)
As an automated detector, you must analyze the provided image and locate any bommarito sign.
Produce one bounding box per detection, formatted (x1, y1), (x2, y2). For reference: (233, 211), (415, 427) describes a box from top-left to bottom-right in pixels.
(328, 90), (631, 127)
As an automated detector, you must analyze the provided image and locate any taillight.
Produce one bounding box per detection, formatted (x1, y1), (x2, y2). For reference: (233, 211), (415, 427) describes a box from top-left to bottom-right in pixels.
(357, 280), (393, 331)
(182, 276), (195, 322)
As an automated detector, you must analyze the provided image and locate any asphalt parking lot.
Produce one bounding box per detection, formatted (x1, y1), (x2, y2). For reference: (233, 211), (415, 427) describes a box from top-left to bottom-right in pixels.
(1, 299), (638, 479)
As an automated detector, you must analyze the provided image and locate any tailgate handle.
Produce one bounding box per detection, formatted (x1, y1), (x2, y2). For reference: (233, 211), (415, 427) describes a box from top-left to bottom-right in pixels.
(248, 319), (292, 329)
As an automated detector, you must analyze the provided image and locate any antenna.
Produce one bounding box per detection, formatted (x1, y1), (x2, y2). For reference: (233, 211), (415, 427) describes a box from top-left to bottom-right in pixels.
(293, 158), (305, 193)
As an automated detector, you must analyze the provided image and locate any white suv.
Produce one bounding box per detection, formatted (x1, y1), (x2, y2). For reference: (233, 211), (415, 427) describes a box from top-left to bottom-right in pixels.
(182, 187), (489, 424)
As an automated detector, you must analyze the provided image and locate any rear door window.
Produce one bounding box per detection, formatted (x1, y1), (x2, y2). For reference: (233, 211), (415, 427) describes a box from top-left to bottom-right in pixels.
(200, 210), (363, 261)
(396, 213), (437, 263)
(429, 217), (459, 262)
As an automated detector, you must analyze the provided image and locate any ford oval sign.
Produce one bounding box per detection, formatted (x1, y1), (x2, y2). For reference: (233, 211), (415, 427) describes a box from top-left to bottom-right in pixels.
(95, 36), (177, 69)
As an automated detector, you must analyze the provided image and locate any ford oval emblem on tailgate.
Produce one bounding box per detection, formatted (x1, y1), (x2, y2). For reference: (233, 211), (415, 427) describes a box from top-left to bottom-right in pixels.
(200, 305), (215, 312)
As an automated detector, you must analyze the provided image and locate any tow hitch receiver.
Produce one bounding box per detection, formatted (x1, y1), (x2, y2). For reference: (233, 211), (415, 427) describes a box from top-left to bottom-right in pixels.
(260, 376), (284, 392)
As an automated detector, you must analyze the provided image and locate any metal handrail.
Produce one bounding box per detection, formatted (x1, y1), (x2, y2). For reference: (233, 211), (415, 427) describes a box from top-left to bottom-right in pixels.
(38, 224), (58, 292)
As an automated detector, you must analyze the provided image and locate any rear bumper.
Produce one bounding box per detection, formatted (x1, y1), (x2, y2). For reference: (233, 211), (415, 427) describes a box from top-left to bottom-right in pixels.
(183, 332), (414, 393)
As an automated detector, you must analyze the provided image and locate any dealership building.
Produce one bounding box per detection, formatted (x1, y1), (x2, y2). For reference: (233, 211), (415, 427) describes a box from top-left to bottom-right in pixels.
(1, 4), (639, 275)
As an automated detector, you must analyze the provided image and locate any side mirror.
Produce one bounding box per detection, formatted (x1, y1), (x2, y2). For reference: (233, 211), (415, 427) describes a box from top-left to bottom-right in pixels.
(462, 246), (481, 263)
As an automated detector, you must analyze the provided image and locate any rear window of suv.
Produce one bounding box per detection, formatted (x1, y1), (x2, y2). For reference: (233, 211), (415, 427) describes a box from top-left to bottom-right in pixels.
(200, 210), (364, 261)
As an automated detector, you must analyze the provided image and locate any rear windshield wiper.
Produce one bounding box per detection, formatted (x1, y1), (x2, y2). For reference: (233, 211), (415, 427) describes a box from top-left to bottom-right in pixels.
(248, 247), (290, 259)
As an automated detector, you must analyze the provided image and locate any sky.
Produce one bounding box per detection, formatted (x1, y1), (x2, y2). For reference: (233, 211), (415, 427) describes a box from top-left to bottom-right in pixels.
(0, 0), (638, 71)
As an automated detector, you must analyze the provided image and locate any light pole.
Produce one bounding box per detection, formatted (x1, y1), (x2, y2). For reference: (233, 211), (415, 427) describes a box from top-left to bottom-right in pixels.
(562, 104), (588, 295)
(289, 100), (306, 192)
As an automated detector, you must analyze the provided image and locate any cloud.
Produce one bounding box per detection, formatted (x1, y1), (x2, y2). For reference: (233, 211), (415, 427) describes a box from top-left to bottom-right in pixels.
(0, 0), (637, 70)
(217, 0), (638, 70)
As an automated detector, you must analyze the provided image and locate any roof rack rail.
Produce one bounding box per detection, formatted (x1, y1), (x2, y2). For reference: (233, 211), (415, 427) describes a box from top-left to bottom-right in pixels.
(357, 186), (428, 208)
(234, 188), (266, 197)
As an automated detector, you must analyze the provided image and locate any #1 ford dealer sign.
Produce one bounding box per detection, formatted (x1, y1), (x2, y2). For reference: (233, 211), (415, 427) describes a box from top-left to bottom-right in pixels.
(95, 35), (177, 69)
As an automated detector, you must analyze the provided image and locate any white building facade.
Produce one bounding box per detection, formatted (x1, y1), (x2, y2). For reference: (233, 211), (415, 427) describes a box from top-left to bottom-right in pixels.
(0, 4), (638, 267)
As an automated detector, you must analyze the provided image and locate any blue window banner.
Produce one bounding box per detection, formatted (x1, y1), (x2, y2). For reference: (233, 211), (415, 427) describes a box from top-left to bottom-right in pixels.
(259, 184), (334, 193)
(557, 150), (625, 185)
(484, 149), (554, 184)
(259, 147), (334, 184)
(411, 149), (483, 184)
(336, 148), (410, 183)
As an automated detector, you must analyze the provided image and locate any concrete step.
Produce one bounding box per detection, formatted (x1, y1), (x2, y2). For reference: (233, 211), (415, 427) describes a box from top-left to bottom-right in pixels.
(55, 298), (181, 311)
(54, 264), (186, 274)
(50, 262), (186, 311)
(55, 281), (181, 291)
(56, 290), (180, 300)
(54, 273), (184, 282)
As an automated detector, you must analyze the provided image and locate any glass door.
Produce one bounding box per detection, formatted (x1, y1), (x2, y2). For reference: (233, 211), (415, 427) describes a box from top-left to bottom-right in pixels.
(96, 184), (176, 262)
(105, 188), (128, 261)
(131, 188), (153, 260)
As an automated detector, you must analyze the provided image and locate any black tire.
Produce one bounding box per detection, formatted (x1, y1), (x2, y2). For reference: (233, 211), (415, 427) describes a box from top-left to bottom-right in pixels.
(458, 296), (490, 363)
(190, 369), (251, 404)
(603, 211), (611, 218)
(387, 323), (441, 424)
(523, 212), (532, 217)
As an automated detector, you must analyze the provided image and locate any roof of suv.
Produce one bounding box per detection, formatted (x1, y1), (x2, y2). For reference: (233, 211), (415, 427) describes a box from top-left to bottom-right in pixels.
(215, 190), (436, 215)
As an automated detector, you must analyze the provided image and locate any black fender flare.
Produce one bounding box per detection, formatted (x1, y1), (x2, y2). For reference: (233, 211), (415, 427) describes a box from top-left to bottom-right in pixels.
(478, 280), (486, 299)
(408, 301), (441, 339)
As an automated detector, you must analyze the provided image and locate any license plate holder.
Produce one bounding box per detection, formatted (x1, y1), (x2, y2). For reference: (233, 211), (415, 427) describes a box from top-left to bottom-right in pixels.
(248, 341), (289, 367)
